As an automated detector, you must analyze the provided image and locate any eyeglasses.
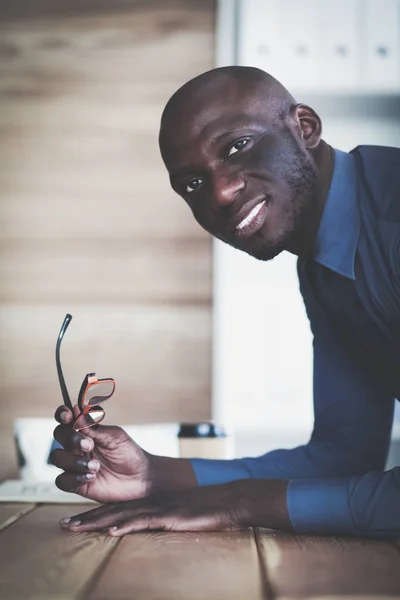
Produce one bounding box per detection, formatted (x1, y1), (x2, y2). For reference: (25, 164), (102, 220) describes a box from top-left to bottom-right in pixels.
(56, 313), (115, 432)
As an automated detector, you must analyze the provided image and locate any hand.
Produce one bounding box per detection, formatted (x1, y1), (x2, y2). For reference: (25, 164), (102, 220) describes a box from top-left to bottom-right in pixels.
(60, 481), (252, 535)
(51, 405), (152, 504)
(59, 479), (291, 535)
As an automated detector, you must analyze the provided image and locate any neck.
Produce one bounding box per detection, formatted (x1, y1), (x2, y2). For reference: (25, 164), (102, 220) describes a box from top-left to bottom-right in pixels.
(286, 140), (335, 259)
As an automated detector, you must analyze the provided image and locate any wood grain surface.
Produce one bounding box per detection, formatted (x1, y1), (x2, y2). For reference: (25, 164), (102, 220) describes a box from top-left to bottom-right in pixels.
(0, 504), (118, 599)
(89, 529), (264, 600)
(256, 528), (400, 598)
(0, 0), (215, 480)
(0, 502), (34, 532)
(1, 503), (400, 599)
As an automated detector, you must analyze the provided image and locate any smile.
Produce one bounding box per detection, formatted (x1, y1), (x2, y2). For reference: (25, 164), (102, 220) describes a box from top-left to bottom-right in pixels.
(235, 200), (267, 237)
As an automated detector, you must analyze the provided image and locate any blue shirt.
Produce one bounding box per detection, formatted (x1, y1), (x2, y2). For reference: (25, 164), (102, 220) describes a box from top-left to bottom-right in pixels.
(191, 149), (399, 538)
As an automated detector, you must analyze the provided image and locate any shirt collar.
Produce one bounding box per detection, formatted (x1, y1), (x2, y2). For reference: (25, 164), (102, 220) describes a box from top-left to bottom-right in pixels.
(313, 149), (360, 280)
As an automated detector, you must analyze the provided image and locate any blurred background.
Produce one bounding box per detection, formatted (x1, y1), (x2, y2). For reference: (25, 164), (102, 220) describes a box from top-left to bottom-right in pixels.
(0, 0), (214, 481)
(0, 0), (399, 482)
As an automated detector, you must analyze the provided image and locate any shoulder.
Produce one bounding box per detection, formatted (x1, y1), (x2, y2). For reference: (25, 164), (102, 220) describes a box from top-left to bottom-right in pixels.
(351, 145), (400, 221)
(351, 144), (400, 167)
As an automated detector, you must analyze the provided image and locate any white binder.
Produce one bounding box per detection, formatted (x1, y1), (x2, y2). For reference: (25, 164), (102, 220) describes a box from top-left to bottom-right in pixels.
(363, 0), (400, 92)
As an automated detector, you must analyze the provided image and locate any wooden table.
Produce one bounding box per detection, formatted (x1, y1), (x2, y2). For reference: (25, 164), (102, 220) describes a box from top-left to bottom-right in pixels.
(1, 503), (400, 599)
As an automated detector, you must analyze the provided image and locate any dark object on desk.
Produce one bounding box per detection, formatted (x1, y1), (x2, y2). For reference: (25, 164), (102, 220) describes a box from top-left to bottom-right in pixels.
(178, 423), (226, 439)
(178, 423), (229, 459)
(14, 435), (26, 468)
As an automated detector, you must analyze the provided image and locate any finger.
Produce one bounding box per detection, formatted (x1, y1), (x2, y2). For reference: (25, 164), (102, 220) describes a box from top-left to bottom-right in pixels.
(55, 471), (97, 493)
(106, 513), (183, 536)
(107, 515), (159, 536)
(110, 512), (235, 535)
(53, 424), (94, 453)
(60, 503), (112, 529)
(70, 404), (107, 437)
(61, 500), (151, 532)
(55, 404), (94, 433)
(54, 405), (73, 424)
(62, 507), (125, 532)
(50, 449), (100, 474)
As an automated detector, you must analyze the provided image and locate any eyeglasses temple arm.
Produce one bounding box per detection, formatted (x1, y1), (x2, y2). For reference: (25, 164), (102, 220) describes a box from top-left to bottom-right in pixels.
(56, 314), (73, 411)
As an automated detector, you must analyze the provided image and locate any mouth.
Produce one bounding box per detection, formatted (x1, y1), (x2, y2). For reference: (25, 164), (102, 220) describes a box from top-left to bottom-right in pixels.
(234, 200), (268, 238)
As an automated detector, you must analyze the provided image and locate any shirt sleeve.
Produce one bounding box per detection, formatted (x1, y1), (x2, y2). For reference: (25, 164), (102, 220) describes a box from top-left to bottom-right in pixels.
(288, 467), (400, 538)
(191, 261), (396, 536)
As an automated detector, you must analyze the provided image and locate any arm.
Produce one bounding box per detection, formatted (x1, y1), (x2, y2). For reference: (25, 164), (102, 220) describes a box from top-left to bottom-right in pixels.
(54, 262), (399, 537)
(191, 260), (395, 485)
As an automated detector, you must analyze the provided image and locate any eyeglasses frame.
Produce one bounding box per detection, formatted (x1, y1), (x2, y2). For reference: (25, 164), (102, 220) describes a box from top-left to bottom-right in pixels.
(55, 313), (115, 431)
(73, 373), (115, 432)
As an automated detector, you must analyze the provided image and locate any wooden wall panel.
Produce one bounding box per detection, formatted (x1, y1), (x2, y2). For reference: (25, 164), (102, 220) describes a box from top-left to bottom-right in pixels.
(1, 305), (211, 417)
(0, 0), (215, 479)
(0, 239), (210, 303)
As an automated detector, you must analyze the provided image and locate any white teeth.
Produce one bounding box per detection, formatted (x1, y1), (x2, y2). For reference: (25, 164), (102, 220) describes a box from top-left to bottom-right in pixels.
(236, 201), (265, 230)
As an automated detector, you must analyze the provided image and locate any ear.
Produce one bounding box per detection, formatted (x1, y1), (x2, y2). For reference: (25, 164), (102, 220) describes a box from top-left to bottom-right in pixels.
(291, 104), (322, 149)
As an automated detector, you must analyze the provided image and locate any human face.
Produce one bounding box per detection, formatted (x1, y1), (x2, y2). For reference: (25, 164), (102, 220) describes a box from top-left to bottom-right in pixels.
(160, 92), (318, 261)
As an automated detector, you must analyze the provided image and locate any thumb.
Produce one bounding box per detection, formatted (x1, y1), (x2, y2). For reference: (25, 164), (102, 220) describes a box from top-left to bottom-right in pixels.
(71, 404), (102, 438)
(71, 404), (130, 448)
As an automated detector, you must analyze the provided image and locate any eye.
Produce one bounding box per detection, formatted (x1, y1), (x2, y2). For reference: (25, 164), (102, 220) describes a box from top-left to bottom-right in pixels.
(227, 138), (250, 157)
(185, 177), (203, 193)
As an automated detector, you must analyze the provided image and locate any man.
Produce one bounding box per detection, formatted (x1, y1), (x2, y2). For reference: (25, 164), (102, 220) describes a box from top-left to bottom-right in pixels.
(51, 66), (400, 538)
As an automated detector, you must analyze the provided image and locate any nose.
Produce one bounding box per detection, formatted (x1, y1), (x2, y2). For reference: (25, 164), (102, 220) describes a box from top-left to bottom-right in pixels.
(212, 170), (245, 209)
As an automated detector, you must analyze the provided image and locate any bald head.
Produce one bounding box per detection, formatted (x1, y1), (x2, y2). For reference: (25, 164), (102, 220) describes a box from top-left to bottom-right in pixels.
(159, 66), (296, 155)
